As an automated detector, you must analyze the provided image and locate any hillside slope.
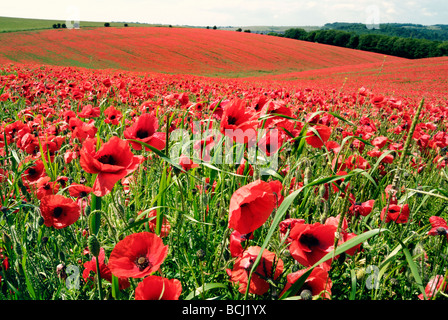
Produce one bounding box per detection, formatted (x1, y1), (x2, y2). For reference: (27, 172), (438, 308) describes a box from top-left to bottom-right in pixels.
(0, 26), (406, 77)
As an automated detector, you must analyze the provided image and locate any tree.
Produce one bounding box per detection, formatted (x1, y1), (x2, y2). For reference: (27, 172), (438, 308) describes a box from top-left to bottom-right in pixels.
(236, 28), (242, 32)
(104, 22), (110, 27)
(124, 23), (128, 27)
(52, 24), (58, 29)
(283, 28), (307, 40)
(213, 26), (217, 30)
(346, 34), (359, 49)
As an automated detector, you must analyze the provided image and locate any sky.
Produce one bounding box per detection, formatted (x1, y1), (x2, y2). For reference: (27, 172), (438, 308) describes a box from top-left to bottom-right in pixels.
(1, 0), (447, 27)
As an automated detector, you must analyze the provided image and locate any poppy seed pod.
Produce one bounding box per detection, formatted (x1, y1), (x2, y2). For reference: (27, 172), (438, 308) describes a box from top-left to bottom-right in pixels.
(300, 289), (313, 300)
(88, 235), (101, 257)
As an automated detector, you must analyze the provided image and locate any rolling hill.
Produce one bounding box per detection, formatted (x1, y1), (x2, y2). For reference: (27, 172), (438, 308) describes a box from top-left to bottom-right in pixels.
(0, 25), (406, 77)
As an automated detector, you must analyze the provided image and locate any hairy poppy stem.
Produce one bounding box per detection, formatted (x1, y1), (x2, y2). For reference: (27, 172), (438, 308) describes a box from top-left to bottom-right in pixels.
(95, 257), (104, 300)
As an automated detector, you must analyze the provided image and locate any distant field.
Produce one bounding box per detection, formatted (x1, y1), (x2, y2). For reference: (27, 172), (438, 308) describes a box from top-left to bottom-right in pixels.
(0, 26), (404, 77)
(0, 16), (161, 32)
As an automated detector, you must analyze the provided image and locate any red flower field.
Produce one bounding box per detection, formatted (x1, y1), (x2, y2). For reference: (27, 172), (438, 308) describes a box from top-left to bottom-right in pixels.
(0, 23), (448, 303)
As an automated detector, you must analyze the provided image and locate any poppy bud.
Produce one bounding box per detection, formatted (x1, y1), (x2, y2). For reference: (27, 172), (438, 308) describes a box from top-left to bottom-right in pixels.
(41, 236), (48, 245)
(196, 249), (206, 260)
(88, 235), (100, 257)
(300, 289), (313, 300)
(38, 216), (45, 226)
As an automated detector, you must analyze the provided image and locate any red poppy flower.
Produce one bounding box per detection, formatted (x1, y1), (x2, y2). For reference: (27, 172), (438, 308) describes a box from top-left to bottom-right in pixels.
(70, 118), (98, 142)
(288, 222), (336, 270)
(108, 232), (168, 279)
(258, 129), (284, 157)
(35, 176), (59, 200)
(418, 275), (447, 300)
(267, 180), (284, 206)
(228, 180), (276, 234)
(380, 204), (410, 224)
(79, 136), (145, 197)
(371, 136), (389, 149)
(345, 155), (371, 171)
(193, 134), (219, 162)
(427, 216), (448, 240)
(229, 246), (283, 296)
(83, 248), (130, 290)
(103, 106), (122, 125)
(123, 112), (166, 151)
(229, 230), (254, 258)
(324, 215), (361, 256)
(39, 194), (80, 229)
(68, 183), (93, 199)
(178, 154), (199, 171)
(281, 267), (332, 300)
(349, 199), (375, 217)
(145, 209), (171, 238)
(21, 159), (46, 186)
(279, 218), (305, 243)
(367, 148), (394, 164)
(135, 275), (182, 300)
(236, 160), (254, 176)
(220, 98), (258, 145)
(325, 141), (341, 154)
(306, 125), (331, 149)
(78, 104), (100, 118)
(331, 170), (349, 194)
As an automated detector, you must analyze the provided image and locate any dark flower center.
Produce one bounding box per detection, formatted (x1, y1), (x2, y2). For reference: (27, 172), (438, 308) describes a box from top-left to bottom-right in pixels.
(437, 227), (447, 236)
(97, 154), (116, 165)
(299, 234), (319, 249)
(28, 168), (37, 176)
(135, 255), (151, 271)
(53, 207), (63, 218)
(79, 191), (88, 198)
(110, 115), (116, 120)
(227, 116), (238, 125)
(136, 129), (149, 139)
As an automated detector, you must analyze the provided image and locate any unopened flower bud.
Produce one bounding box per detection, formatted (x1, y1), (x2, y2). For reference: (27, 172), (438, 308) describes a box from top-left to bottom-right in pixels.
(300, 289), (313, 300)
(88, 235), (100, 257)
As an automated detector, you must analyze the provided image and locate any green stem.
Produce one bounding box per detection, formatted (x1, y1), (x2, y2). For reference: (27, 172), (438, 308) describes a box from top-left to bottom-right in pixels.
(95, 257), (103, 300)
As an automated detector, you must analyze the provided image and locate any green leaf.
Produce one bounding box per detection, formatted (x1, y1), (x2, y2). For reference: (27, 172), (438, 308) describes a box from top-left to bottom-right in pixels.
(111, 275), (121, 300)
(185, 283), (227, 300)
(398, 239), (427, 300)
(22, 250), (38, 300)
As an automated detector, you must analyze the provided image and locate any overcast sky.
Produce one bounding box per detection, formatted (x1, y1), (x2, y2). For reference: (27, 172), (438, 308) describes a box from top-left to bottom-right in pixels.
(1, 0), (447, 26)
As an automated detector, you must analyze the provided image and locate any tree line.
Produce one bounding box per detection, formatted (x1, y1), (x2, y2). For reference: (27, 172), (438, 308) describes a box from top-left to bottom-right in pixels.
(322, 22), (448, 42)
(269, 28), (448, 59)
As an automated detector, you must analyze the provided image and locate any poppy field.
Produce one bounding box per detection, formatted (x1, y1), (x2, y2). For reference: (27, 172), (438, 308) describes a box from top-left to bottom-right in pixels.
(1, 25), (448, 303)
